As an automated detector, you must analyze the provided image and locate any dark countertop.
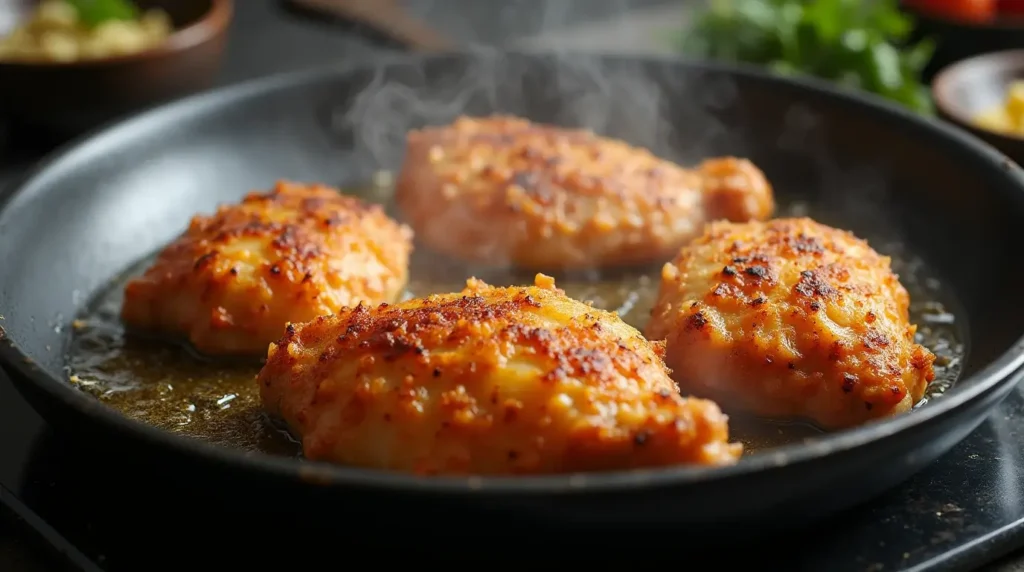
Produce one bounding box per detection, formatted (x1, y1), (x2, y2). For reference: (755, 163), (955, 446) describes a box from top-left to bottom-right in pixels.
(3, 1), (1024, 570)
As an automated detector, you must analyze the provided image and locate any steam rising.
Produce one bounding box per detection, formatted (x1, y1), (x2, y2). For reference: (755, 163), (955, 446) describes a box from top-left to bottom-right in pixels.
(322, 1), (908, 276)
(329, 46), (741, 176)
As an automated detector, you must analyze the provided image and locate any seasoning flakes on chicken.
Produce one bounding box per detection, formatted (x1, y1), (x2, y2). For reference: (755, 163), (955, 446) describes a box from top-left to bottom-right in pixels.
(258, 274), (742, 475)
(395, 115), (774, 271)
(646, 217), (936, 430)
(121, 181), (413, 356)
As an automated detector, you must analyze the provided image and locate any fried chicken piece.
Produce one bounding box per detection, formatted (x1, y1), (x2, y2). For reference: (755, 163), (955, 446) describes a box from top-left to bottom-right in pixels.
(645, 218), (936, 430)
(395, 115), (774, 271)
(258, 274), (741, 475)
(121, 181), (413, 356)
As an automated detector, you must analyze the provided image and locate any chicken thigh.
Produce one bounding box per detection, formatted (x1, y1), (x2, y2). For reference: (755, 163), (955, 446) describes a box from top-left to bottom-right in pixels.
(258, 274), (742, 475)
(395, 115), (774, 271)
(646, 217), (936, 430)
(121, 181), (413, 356)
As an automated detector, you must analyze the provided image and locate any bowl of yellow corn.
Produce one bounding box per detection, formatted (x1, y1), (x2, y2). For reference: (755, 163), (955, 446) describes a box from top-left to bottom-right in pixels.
(933, 49), (1024, 166)
(0, 0), (232, 137)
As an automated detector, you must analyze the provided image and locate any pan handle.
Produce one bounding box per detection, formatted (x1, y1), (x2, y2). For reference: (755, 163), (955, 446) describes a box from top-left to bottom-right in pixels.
(283, 0), (459, 52)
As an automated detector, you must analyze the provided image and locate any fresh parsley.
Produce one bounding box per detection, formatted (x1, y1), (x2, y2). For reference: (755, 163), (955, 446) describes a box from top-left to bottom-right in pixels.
(677, 0), (936, 114)
(64, 0), (139, 28)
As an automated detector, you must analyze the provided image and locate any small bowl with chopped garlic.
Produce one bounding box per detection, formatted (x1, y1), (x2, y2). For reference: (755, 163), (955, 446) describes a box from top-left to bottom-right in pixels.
(932, 50), (1024, 166)
(0, 0), (232, 137)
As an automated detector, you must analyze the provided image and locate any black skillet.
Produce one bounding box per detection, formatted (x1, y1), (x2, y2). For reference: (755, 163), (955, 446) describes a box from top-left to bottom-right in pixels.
(2, 50), (1024, 535)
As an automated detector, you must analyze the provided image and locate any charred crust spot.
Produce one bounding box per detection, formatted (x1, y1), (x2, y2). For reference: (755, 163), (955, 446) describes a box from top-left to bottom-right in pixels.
(193, 252), (216, 271)
(842, 373), (857, 393)
(433, 367), (442, 377)
(269, 264), (281, 275)
(633, 431), (651, 446)
(787, 362), (796, 369)
(751, 296), (766, 307)
(687, 311), (708, 331)
(809, 301), (821, 312)
(285, 323), (296, 336)
(864, 330), (889, 349)
(732, 256), (749, 264)
(744, 265), (769, 279)
(229, 267), (239, 276)
(722, 265), (737, 276)
(795, 269), (838, 299)
(789, 234), (825, 254)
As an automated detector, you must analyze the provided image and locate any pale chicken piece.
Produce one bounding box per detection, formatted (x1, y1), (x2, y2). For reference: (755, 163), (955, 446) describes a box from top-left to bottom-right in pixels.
(645, 218), (936, 430)
(121, 181), (413, 356)
(257, 274), (742, 475)
(395, 115), (774, 271)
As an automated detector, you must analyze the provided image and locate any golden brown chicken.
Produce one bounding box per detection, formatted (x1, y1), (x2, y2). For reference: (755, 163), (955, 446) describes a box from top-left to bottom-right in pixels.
(257, 274), (742, 475)
(645, 218), (936, 430)
(121, 181), (413, 356)
(395, 115), (774, 271)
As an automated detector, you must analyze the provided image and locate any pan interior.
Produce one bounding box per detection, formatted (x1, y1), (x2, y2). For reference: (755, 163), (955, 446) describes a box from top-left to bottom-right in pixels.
(64, 186), (965, 457)
(1, 52), (1022, 470)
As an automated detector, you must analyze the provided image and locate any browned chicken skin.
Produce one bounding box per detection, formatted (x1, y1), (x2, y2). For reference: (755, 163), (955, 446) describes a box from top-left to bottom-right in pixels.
(395, 115), (774, 270)
(258, 274), (742, 475)
(645, 218), (936, 430)
(121, 181), (413, 356)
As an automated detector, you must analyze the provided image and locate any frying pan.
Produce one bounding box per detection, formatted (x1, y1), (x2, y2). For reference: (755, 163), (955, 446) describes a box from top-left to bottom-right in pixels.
(2, 50), (1024, 534)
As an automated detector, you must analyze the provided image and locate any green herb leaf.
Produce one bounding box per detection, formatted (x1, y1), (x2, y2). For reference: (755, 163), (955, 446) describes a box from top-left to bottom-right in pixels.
(64, 0), (139, 28)
(678, 0), (936, 115)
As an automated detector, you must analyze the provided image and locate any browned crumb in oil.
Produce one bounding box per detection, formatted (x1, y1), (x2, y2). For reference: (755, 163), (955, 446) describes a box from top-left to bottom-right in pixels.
(65, 196), (965, 458)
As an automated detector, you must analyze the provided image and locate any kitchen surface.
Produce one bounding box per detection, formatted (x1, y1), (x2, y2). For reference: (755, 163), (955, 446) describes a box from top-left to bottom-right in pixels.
(4, 1), (1024, 570)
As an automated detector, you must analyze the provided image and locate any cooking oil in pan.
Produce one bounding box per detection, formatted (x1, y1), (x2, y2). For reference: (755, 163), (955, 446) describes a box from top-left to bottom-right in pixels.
(65, 194), (966, 459)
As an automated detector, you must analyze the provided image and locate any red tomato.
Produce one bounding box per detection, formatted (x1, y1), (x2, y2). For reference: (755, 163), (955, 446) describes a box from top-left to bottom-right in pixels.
(903, 0), (997, 22)
(998, 0), (1024, 15)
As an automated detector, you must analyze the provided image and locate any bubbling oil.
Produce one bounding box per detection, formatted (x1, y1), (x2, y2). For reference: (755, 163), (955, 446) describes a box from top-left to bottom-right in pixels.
(65, 193), (965, 458)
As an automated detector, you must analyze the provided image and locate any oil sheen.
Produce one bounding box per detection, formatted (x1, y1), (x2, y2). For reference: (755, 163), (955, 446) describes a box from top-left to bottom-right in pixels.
(66, 194), (966, 458)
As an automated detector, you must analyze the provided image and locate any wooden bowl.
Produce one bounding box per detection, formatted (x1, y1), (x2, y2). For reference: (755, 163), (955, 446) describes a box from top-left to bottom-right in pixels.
(0, 0), (233, 138)
(932, 50), (1024, 166)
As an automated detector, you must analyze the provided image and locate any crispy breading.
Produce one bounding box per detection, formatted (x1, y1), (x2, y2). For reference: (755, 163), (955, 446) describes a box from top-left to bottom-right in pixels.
(646, 218), (936, 430)
(121, 181), (413, 356)
(395, 115), (774, 270)
(258, 274), (742, 475)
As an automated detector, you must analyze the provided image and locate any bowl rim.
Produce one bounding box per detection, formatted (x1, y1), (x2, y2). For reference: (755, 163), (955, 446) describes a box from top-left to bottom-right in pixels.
(932, 48), (1024, 144)
(0, 0), (233, 68)
(4, 51), (1024, 495)
(901, 2), (1024, 30)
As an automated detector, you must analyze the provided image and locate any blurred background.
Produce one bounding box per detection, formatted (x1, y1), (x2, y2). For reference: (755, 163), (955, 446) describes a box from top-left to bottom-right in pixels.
(5, 0), (1024, 167)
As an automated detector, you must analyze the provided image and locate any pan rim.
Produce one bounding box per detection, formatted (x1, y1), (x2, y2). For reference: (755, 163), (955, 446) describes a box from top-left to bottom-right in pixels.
(2, 49), (1024, 494)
